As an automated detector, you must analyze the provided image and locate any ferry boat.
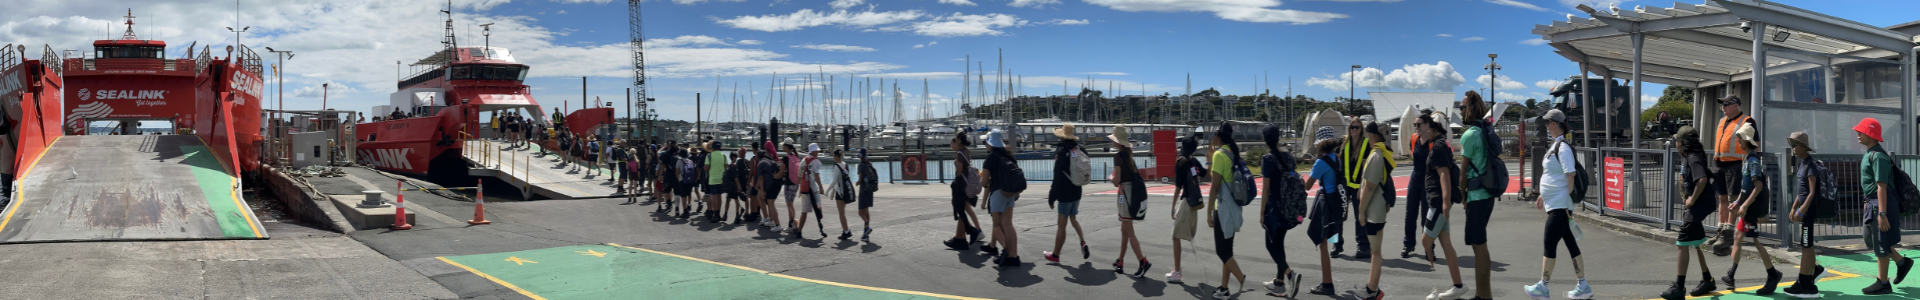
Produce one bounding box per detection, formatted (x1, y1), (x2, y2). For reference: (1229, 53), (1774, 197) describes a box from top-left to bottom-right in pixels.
(0, 44), (66, 177)
(59, 10), (266, 173)
(354, 42), (531, 176)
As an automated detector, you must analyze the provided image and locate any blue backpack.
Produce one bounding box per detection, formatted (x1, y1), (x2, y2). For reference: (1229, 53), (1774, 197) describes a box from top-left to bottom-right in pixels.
(1228, 151), (1257, 206)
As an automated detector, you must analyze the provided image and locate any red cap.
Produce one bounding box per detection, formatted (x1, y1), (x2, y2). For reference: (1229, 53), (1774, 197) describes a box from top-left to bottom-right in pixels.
(1856, 118), (1884, 142)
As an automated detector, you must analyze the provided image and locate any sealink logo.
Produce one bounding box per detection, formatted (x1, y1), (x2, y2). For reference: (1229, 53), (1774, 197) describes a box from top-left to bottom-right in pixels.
(77, 88), (90, 101)
(359, 148), (415, 170)
(84, 89), (168, 101)
(228, 71), (261, 105)
(0, 70), (22, 96)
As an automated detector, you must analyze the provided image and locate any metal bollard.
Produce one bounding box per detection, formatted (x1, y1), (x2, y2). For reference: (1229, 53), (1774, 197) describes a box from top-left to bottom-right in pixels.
(357, 190), (388, 208)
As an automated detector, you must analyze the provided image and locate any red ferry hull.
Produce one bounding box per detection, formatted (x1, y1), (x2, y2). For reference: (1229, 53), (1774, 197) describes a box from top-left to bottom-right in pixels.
(355, 107), (470, 175)
(2, 56), (64, 176)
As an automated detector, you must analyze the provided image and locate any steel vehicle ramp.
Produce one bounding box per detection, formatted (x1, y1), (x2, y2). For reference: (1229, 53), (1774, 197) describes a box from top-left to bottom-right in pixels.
(0, 135), (266, 243)
(464, 140), (623, 200)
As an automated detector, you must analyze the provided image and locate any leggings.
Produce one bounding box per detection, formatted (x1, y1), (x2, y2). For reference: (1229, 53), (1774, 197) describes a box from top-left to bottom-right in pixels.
(1266, 227), (1291, 275)
(1544, 209), (1582, 259)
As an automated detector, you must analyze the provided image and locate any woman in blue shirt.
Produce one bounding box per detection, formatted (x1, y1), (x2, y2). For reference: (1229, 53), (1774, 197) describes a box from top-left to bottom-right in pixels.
(1303, 126), (1345, 296)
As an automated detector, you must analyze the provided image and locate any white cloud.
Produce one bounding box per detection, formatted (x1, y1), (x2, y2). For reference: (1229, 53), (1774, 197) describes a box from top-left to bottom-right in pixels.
(939, 0), (979, 6)
(889, 13), (1028, 37)
(1495, 92), (1528, 103)
(1460, 37), (1485, 42)
(645, 35), (731, 47)
(1084, 0), (1348, 24)
(1046, 19), (1091, 25)
(1642, 94), (1659, 108)
(1307, 62), (1468, 92)
(913, 44), (925, 49)
(713, 9), (925, 32)
(1487, 0), (1549, 11)
(1535, 79), (1564, 90)
(1436, 33), (1453, 37)
(293, 80), (358, 98)
(1477, 74), (1526, 90)
(1557, 0), (1628, 9)
(1520, 38), (1549, 45)
(1080, 72), (1129, 76)
(737, 39), (764, 45)
(829, 0), (865, 10)
(792, 43), (877, 52)
(858, 72), (965, 79)
(1009, 0), (1062, 8)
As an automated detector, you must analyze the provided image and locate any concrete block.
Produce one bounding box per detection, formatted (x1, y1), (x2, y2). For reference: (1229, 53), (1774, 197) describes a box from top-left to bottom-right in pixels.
(327, 194), (414, 230)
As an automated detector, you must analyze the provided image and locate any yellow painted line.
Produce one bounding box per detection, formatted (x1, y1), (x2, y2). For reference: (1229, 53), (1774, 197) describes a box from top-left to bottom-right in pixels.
(1649, 266), (1862, 300)
(196, 135), (265, 238)
(606, 243), (991, 300)
(436, 256), (548, 300)
(0, 136), (61, 234)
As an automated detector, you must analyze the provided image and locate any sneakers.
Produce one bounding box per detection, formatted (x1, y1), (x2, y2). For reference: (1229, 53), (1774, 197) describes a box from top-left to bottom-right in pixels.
(838, 231), (852, 240)
(1041, 251), (1060, 264)
(966, 226), (983, 246)
(981, 245), (999, 256)
(1690, 276), (1718, 296)
(1757, 268), (1783, 295)
(1897, 257), (1915, 284)
(1080, 241), (1090, 260)
(1286, 272), (1303, 298)
(1356, 250), (1373, 260)
(1522, 280), (1550, 300)
(1113, 259), (1126, 274)
(1131, 259), (1153, 278)
(998, 256), (1022, 267)
(943, 238), (969, 250)
(861, 227), (871, 242)
(1212, 287), (1232, 300)
(1784, 273), (1821, 299)
(1722, 265), (1738, 290)
(1436, 285), (1468, 299)
(1659, 281), (1687, 300)
(1166, 271), (1184, 284)
(1262, 279), (1282, 295)
(1566, 279), (1593, 300)
(1360, 287), (1384, 300)
(1308, 283), (1336, 295)
(1862, 279), (1892, 295)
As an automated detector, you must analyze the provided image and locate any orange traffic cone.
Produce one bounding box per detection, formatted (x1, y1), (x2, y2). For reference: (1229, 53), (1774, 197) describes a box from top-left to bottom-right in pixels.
(392, 182), (413, 230)
(469, 179), (491, 225)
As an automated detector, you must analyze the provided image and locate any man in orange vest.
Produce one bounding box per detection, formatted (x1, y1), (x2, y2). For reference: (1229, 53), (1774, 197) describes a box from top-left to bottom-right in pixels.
(1709, 95), (1753, 257)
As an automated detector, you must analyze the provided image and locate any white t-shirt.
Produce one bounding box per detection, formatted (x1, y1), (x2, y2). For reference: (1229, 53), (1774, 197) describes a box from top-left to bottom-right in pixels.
(1539, 136), (1578, 211)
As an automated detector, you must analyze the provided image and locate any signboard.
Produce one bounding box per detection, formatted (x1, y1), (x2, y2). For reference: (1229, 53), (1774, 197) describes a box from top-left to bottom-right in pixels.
(1604, 156), (1625, 210)
(63, 77), (197, 130)
(901, 154), (926, 181)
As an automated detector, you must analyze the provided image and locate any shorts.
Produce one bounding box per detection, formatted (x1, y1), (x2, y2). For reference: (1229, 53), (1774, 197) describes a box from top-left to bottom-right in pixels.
(858, 193), (874, 209)
(1363, 222), (1386, 237)
(587, 154), (599, 163)
(1423, 210), (1449, 238)
(673, 183), (693, 197)
(1213, 223), (1236, 262)
(800, 192), (821, 214)
(1055, 200), (1080, 216)
(703, 184), (722, 195)
(1797, 217), (1815, 249)
(989, 191), (1018, 214)
(1173, 203), (1201, 241)
(1735, 216), (1758, 234)
(1870, 217), (1902, 258)
(783, 185), (798, 203)
(1676, 221), (1707, 246)
(1117, 193), (1147, 221)
(1465, 199), (1494, 246)
(1717, 161), (1741, 197)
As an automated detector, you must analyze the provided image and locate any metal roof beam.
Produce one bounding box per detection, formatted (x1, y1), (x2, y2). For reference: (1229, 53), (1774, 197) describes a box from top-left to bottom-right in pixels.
(1766, 46), (1900, 64)
(1584, 55), (1732, 82)
(1547, 25), (1627, 43)
(1714, 0), (1915, 52)
(1602, 69), (1700, 87)
(1591, 13), (1740, 34)
(1643, 30), (1823, 63)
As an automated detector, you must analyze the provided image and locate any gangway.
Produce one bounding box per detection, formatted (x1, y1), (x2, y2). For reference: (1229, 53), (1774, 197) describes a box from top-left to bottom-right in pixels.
(463, 139), (623, 200)
(0, 135), (267, 243)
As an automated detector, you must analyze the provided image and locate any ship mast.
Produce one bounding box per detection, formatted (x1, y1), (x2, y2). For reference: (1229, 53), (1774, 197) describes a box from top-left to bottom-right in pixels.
(121, 9), (138, 40)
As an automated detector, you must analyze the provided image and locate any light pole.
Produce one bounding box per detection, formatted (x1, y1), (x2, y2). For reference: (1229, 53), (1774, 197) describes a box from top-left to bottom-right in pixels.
(1485, 54), (1501, 105)
(1349, 65), (1361, 115)
(479, 23), (494, 56)
(226, 0), (247, 48)
(264, 47), (292, 118)
(322, 83), (329, 111)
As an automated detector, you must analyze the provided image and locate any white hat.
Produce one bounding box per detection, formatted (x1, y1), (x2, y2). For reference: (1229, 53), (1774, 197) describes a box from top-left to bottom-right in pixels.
(1107, 125), (1130, 144)
(807, 143), (821, 153)
(983, 129), (1006, 148)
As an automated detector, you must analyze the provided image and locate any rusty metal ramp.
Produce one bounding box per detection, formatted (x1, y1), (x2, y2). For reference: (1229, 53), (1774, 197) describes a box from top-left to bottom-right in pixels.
(0, 135), (266, 243)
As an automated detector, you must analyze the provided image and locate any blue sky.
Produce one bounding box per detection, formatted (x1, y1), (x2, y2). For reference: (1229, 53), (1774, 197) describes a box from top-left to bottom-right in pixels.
(8, 0), (1920, 124)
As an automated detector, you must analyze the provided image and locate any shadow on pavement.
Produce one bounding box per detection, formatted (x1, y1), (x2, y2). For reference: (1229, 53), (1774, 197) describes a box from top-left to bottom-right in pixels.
(1058, 262), (1119, 286)
(993, 263), (1043, 287)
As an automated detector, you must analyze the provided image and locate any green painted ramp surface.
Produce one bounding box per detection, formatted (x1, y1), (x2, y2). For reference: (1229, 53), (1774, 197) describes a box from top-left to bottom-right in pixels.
(438, 244), (979, 300)
(0, 135), (265, 243)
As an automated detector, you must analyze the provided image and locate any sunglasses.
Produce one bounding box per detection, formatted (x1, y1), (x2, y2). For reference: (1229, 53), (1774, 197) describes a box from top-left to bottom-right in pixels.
(1720, 101), (1738, 106)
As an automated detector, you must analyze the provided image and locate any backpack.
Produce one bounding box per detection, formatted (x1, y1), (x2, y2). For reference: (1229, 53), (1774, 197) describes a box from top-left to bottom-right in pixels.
(1465, 124), (1510, 199)
(800, 156), (818, 193)
(1264, 155), (1309, 231)
(957, 152), (983, 197)
(1375, 150), (1397, 207)
(678, 157), (697, 185)
(1067, 148), (1092, 187)
(1867, 148), (1920, 216)
(992, 154), (1030, 194)
(1550, 140), (1592, 203)
(1800, 159), (1838, 220)
(1314, 154), (1349, 223)
(1227, 150), (1257, 206)
(834, 163), (854, 201)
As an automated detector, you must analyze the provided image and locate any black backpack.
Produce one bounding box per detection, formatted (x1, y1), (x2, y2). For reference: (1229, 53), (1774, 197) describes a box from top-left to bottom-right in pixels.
(1465, 124), (1510, 199)
(1551, 141), (1592, 203)
(1264, 154), (1309, 231)
(992, 154), (1029, 193)
(1867, 148), (1920, 216)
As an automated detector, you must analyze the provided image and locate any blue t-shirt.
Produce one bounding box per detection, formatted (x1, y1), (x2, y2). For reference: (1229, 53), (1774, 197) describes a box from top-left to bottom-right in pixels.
(1310, 155), (1342, 194)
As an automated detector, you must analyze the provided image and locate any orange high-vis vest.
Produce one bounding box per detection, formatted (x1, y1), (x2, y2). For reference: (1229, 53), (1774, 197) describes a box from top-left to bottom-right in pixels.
(1714, 114), (1750, 162)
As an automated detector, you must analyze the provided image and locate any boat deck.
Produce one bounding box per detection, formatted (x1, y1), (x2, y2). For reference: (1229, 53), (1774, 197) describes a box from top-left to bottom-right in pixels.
(463, 140), (624, 200)
(0, 135), (266, 243)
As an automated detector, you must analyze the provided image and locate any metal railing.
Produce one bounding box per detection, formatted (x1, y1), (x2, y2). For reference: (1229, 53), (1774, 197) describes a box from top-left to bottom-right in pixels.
(1782, 151), (1920, 249)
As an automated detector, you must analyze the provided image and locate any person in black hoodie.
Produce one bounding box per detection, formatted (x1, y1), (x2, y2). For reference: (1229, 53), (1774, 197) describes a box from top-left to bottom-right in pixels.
(1043, 124), (1089, 265)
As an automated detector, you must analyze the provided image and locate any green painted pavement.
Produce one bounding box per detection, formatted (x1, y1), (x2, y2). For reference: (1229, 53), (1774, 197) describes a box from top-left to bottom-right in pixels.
(1668, 249), (1920, 299)
(179, 145), (256, 238)
(438, 244), (975, 300)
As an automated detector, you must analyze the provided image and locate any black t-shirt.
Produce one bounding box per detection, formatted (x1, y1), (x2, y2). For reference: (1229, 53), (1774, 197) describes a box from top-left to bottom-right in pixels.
(1048, 142), (1084, 202)
(1682, 153), (1718, 222)
(1424, 141), (1459, 205)
(1408, 139), (1430, 204)
(1174, 157), (1205, 205)
(758, 157), (782, 187)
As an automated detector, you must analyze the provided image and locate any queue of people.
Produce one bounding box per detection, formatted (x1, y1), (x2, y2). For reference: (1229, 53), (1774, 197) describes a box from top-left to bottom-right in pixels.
(623, 118), (882, 243)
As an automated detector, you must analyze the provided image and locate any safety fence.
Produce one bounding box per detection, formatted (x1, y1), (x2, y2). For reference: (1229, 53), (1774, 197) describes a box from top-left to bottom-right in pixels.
(884, 153), (1142, 184)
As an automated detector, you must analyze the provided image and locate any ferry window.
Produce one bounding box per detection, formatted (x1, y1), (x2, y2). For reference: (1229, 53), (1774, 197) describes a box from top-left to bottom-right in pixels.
(94, 46), (164, 59)
(450, 65), (528, 81)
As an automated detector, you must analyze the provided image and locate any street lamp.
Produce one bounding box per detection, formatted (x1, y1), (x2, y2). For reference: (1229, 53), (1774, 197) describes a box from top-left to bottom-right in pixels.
(226, 26), (249, 47)
(322, 83), (330, 111)
(264, 47), (293, 120)
(1349, 65), (1361, 115)
(1485, 54), (1501, 106)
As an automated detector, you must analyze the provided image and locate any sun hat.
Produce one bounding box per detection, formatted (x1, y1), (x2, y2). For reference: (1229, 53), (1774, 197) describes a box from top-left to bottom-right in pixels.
(1787, 131), (1813, 153)
(1735, 122), (1758, 145)
(1108, 125), (1129, 145)
(983, 129), (1005, 148)
(1053, 124), (1079, 141)
(782, 137), (795, 145)
(1179, 135), (1198, 156)
(1315, 126), (1337, 143)
(1855, 118), (1883, 142)
(807, 143), (821, 153)
(1429, 112), (1452, 136)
